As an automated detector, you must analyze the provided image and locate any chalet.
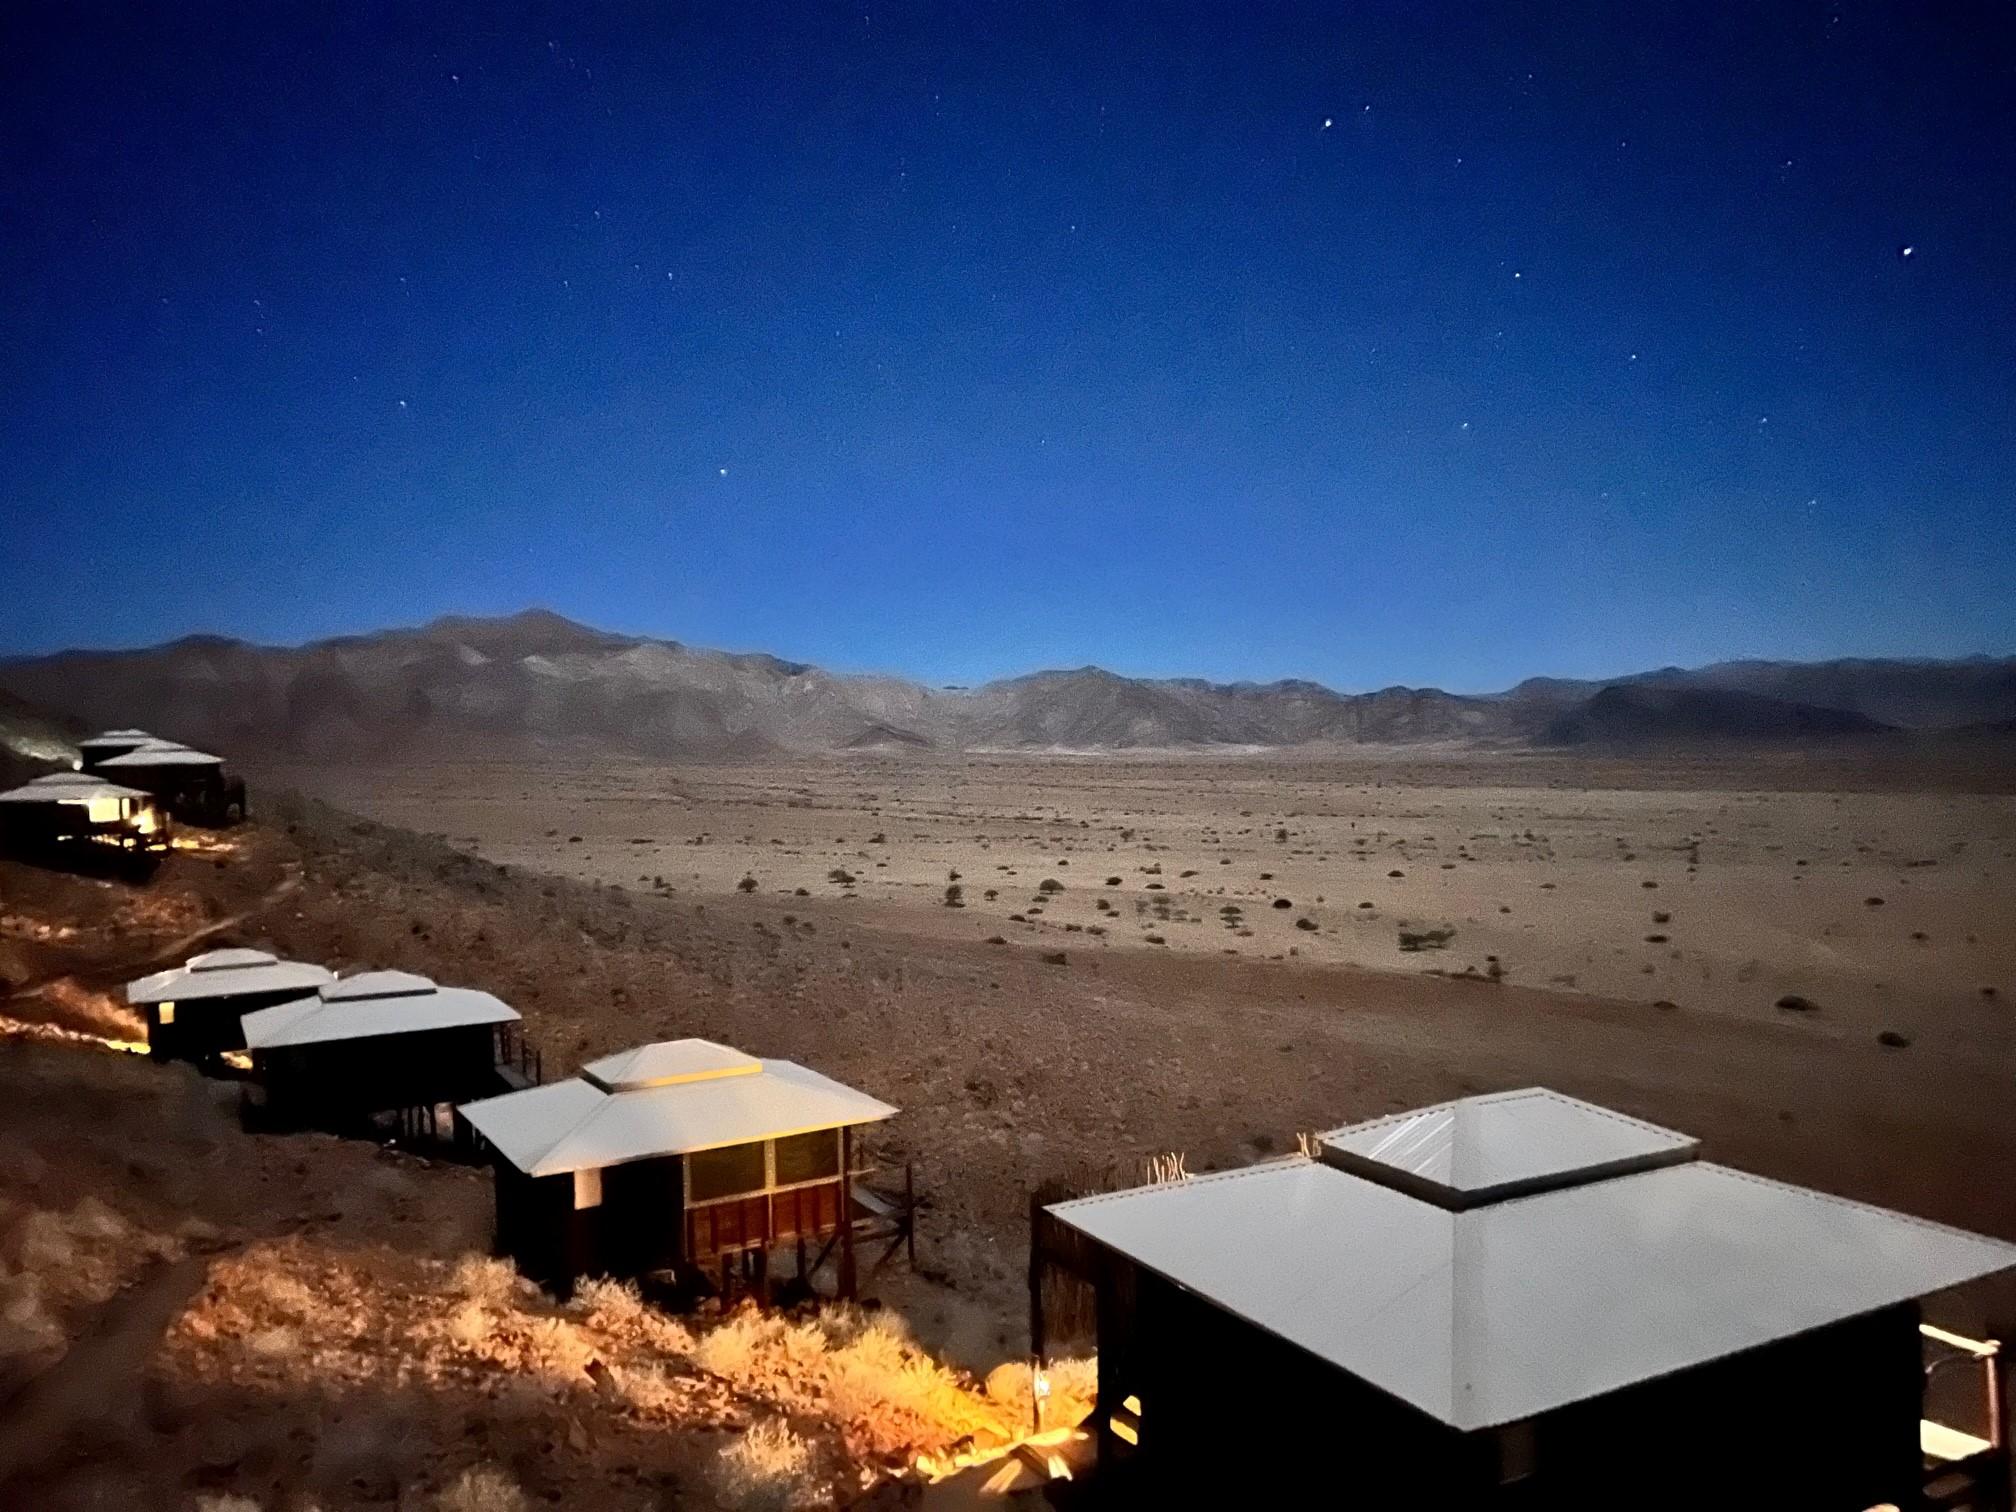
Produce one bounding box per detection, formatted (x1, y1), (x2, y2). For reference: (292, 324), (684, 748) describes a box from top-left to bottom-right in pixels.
(240, 970), (525, 1135)
(1036, 1089), (2016, 1509)
(94, 741), (248, 826)
(75, 729), (163, 769)
(459, 1038), (908, 1298)
(125, 948), (334, 1064)
(0, 771), (167, 855)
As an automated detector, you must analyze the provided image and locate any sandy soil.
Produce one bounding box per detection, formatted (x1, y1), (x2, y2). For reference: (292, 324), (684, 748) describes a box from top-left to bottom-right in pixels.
(269, 750), (2016, 1064)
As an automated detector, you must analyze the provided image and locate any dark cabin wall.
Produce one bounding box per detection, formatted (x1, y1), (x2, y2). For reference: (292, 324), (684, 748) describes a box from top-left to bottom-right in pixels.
(1094, 1261), (1487, 1504)
(257, 1022), (505, 1123)
(494, 1166), (598, 1288)
(1505, 1301), (1923, 1510)
(150, 987), (315, 1062)
(489, 1131), (855, 1292)
(1089, 1251), (1925, 1511)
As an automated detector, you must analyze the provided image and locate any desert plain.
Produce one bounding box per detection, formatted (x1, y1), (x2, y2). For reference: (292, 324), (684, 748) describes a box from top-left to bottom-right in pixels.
(266, 746), (2016, 1243)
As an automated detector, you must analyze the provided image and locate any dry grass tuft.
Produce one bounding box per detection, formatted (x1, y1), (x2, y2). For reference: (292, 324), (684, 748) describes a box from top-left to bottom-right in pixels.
(709, 1417), (818, 1511)
(449, 1253), (523, 1308)
(435, 1464), (531, 1512)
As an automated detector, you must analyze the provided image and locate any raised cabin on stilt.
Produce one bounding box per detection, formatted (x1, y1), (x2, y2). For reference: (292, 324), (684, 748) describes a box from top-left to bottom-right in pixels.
(239, 970), (527, 1142)
(458, 1038), (913, 1301)
(1034, 1088), (2016, 1510)
(75, 729), (163, 769)
(94, 741), (248, 827)
(125, 948), (334, 1065)
(0, 771), (168, 860)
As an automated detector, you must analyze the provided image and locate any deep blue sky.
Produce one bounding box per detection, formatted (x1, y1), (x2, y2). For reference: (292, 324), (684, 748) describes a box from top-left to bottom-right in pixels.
(3, 3), (2012, 692)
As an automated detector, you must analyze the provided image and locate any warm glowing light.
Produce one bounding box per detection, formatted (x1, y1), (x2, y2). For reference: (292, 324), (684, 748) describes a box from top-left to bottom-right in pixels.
(1121, 1393), (1141, 1415)
(221, 1050), (253, 1072)
(1921, 1420), (1992, 1463)
(159, 1001), (177, 1025)
(1044, 1453), (1070, 1480)
(1109, 1414), (1139, 1445)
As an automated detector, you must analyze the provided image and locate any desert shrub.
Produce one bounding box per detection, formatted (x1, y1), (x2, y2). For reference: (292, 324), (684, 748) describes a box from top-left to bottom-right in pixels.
(737, 876), (758, 893)
(710, 1418), (817, 1510)
(943, 884), (963, 908)
(827, 868), (855, 885)
(1398, 928), (1454, 952)
(1295, 918), (1318, 932)
(1038, 878), (1063, 893)
(445, 1300), (490, 1347)
(436, 1465), (531, 1512)
(1775, 994), (1818, 1012)
(450, 1254), (522, 1308)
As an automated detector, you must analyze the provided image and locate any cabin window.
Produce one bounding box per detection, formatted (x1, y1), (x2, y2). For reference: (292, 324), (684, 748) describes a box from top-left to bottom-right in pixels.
(158, 1001), (176, 1025)
(86, 796), (125, 823)
(773, 1129), (841, 1186)
(686, 1141), (767, 1203)
(573, 1168), (602, 1210)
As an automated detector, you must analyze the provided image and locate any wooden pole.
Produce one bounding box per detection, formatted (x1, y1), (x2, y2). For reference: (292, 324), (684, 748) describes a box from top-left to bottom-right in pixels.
(838, 1126), (858, 1299)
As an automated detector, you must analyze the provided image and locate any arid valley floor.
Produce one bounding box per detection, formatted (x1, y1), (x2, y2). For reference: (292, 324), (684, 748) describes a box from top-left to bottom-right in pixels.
(5, 745), (2015, 1507)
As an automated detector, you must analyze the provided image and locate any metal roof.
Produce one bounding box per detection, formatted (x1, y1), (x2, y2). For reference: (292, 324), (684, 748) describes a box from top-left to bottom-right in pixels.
(240, 971), (519, 1049)
(0, 772), (152, 804)
(127, 949), (335, 1006)
(1319, 1089), (1699, 1209)
(460, 1038), (897, 1177)
(82, 729), (158, 742)
(582, 1039), (761, 1091)
(321, 969), (437, 1002)
(1048, 1142), (2016, 1433)
(97, 742), (225, 768)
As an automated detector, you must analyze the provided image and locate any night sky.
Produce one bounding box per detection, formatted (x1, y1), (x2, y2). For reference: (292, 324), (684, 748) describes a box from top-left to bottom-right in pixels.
(4, 4), (2012, 691)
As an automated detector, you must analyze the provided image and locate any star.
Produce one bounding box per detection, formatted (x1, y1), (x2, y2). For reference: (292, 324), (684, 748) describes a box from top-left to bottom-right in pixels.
(1899, 245), (1915, 259)
(718, 467), (728, 477)
(1322, 117), (1333, 129)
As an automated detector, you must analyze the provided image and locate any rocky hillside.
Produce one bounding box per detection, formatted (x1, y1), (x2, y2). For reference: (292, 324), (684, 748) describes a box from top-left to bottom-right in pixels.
(1, 610), (2010, 758)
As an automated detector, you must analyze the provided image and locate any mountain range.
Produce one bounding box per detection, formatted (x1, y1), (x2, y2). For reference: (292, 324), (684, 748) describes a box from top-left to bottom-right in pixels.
(1, 609), (2012, 760)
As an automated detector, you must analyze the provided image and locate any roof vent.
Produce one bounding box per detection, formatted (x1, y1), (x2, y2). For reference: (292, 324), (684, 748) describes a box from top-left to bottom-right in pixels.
(322, 970), (438, 1002)
(1319, 1088), (1698, 1210)
(580, 1039), (763, 1093)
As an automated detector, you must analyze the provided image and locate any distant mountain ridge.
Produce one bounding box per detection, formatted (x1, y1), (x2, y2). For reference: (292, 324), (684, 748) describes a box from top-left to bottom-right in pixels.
(1, 609), (2011, 759)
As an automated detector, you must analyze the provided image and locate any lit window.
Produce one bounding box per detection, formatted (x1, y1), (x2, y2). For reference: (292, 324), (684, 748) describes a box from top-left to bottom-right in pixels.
(86, 796), (124, 823)
(158, 1002), (176, 1025)
(573, 1168), (603, 1210)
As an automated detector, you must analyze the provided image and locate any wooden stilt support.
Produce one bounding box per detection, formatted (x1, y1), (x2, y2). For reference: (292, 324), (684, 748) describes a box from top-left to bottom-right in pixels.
(838, 1126), (859, 1299)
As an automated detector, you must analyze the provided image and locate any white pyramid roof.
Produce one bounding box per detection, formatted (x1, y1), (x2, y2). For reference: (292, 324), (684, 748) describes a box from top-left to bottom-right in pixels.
(0, 772), (151, 804)
(240, 971), (517, 1048)
(98, 742), (224, 768)
(79, 729), (158, 745)
(461, 1038), (896, 1177)
(128, 948), (334, 1006)
(1049, 1095), (2016, 1432)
